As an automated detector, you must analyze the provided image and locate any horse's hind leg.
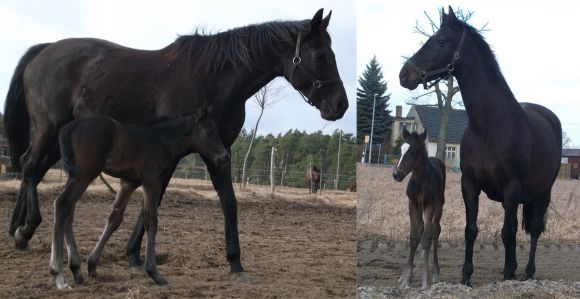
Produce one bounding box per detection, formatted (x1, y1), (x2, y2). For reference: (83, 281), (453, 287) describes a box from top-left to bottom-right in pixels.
(421, 204), (436, 290)
(524, 189), (551, 280)
(88, 179), (139, 278)
(399, 199), (422, 287)
(14, 140), (60, 249)
(50, 177), (90, 290)
(64, 201), (84, 285)
(142, 182), (166, 285)
(432, 199), (443, 284)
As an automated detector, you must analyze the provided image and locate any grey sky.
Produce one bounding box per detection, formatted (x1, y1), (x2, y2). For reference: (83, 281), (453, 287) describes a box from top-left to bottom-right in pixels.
(0, 0), (356, 135)
(357, 0), (580, 146)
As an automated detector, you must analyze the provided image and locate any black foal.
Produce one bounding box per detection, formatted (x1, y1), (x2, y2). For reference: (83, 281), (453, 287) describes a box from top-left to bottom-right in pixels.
(393, 128), (446, 290)
(50, 108), (229, 289)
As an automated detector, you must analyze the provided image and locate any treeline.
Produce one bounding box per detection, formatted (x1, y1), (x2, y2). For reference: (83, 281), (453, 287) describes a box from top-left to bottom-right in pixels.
(174, 129), (356, 190)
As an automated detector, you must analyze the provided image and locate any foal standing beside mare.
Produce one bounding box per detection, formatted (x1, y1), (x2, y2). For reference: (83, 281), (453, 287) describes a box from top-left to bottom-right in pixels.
(4, 9), (348, 281)
(399, 7), (562, 285)
(393, 128), (445, 290)
(50, 108), (228, 289)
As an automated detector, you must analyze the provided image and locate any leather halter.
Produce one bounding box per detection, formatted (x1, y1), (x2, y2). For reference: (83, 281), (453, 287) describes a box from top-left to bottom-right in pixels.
(407, 29), (467, 90)
(289, 31), (343, 106)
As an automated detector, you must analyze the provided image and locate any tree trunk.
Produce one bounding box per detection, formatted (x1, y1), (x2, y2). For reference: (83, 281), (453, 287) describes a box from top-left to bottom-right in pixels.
(241, 107), (264, 189)
(435, 78), (455, 161)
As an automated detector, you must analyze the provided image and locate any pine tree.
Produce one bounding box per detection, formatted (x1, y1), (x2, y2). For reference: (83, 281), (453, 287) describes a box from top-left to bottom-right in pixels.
(357, 56), (392, 149)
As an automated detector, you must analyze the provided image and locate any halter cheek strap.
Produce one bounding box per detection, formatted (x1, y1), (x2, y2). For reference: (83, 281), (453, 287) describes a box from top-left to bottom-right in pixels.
(289, 31), (343, 106)
(407, 29), (466, 90)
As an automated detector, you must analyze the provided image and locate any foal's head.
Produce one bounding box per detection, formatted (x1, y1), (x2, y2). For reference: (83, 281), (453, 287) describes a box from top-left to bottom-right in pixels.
(399, 6), (465, 90)
(189, 107), (229, 168)
(393, 127), (428, 182)
(284, 9), (348, 121)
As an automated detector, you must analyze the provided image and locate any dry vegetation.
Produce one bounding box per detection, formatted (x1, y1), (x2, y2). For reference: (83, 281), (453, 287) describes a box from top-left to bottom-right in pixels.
(357, 164), (580, 245)
(0, 169), (355, 298)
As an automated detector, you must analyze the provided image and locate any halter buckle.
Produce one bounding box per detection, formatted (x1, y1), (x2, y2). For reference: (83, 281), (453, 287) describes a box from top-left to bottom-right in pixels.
(312, 80), (322, 89)
(292, 56), (302, 65)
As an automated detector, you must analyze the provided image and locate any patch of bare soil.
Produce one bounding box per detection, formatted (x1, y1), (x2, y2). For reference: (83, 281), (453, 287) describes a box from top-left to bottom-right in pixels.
(0, 171), (355, 298)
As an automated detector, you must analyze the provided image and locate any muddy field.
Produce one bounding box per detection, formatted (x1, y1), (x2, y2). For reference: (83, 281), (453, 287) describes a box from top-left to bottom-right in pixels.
(0, 170), (356, 298)
(357, 164), (580, 298)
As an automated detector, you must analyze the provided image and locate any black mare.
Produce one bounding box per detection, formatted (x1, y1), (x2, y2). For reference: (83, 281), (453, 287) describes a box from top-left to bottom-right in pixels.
(51, 108), (228, 288)
(393, 128), (445, 290)
(399, 7), (561, 285)
(4, 9), (348, 281)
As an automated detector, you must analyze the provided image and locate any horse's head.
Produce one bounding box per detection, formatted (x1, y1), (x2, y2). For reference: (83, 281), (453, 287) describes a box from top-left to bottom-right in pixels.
(393, 127), (427, 182)
(285, 9), (348, 121)
(191, 106), (229, 168)
(399, 6), (465, 90)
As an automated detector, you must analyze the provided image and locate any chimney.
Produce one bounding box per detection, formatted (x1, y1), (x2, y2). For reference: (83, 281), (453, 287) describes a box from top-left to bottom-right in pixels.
(396, 105), (402, 118)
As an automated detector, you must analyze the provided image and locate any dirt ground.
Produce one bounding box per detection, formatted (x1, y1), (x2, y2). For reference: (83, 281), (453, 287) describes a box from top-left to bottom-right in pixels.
(0, 170), (356, 298)
(357, 164), (580, 298)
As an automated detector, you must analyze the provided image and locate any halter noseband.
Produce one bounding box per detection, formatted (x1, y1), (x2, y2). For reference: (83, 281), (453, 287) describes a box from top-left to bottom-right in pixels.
(289, 31), (343, 106)
(407, 29), (467, 90)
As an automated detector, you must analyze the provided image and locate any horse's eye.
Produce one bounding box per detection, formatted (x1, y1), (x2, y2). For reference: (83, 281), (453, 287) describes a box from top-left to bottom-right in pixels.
(438, 38), (445, 45)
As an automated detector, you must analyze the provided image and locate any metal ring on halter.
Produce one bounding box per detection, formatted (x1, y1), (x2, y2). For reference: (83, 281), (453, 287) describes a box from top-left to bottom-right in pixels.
(312, 80), (322, 89)
(447, 64), (455, 72)
(292, 56), (302, 65)
(453, 52), (460, 60)
(419, 71), (427, 80)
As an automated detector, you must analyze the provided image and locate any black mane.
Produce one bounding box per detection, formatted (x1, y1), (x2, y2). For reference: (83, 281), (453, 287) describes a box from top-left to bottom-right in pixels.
(170, 20), (311, 73)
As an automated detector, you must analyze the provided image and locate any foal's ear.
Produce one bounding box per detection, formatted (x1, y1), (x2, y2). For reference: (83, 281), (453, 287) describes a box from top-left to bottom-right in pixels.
(419, 130), (428, 142)
(440, 7), (447, 25)
(402, 126), (410, 139)
(311, 8), (324, 31)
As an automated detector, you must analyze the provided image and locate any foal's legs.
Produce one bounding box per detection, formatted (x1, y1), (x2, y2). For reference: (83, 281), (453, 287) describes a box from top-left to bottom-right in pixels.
(88, 179), (139, 278)
(421, 204), (436, 290)
(141, 182), (166, 285)
(431, 198), (444, 284)
(501, 180), (521, 280)
(399, 199), (422, 287)
(460, 175), (481, 286)
(13, 141), (61, 249)
(64, 201), (84, 284)
(50, 178), (91, 289)
(525, 188), (551, 280)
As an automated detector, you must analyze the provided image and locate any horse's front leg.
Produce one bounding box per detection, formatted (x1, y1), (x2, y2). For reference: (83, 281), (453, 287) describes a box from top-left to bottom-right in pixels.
(399, 198), (422, 287)
(142, 182), (166, 285)
(501, 179), (521, 280)
(203, 153), (247, 282)
(460, 175), (481, 286)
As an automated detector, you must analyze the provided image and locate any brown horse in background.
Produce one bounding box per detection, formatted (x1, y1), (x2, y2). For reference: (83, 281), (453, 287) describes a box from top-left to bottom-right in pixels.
(306, 165), (321, 194)
(393, 128), (445, 290)
(4, 9), (348, 281)
(51, 108), (228, 289)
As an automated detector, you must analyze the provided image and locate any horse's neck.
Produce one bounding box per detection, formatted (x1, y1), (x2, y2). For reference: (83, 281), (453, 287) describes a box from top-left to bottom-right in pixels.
(411, 152), (430, 180)
(454, 41), (523, 134)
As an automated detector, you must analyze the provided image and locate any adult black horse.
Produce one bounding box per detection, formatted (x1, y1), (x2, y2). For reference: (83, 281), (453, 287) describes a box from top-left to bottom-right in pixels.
(399, 7), (561, 285)
(4, 9), (348, 282)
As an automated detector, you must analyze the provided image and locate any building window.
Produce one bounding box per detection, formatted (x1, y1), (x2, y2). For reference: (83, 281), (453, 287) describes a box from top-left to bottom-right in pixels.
(445, 146), (456, 159)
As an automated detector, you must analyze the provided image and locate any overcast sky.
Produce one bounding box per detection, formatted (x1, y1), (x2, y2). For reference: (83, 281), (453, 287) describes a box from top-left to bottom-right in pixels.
(0, 0), (356, 135)
(358, 0), (580, 146)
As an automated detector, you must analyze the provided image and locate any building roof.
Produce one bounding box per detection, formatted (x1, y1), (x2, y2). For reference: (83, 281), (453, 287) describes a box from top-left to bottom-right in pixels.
(414, 105), (469, 144)
(562, 148), (580, 157)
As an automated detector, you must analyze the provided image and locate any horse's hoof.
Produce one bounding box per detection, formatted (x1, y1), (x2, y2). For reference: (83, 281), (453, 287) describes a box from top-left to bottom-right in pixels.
(230, 272), (249, 283)
(55, 275), (70, 290)
(73, 273), (84, 285)
(460, 278), (472, 287)
(421, 284), (430, 291)
(13, 229), (30, 250)
(151, 273), (167, 286)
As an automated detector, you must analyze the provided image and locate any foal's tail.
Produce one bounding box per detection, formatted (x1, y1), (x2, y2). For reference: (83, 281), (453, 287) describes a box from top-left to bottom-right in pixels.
(58, 124), (76, 177)
(4, 43), (50, 172)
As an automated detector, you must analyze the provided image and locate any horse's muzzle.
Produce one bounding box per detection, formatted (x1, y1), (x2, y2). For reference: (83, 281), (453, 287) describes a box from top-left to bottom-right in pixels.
(393, 170), (405, 182)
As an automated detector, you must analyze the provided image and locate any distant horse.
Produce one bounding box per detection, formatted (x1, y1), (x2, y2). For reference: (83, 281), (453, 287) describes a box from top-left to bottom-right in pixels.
(4, 9), (348, 280)
(50, 108), (228, 289)
(393, 128), (445, 290)
(306, 165), (321, 194)
(400, 7), (561, 285)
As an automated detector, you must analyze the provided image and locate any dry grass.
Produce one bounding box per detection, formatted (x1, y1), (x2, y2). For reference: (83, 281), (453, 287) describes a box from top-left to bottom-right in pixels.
(357, 163), (580, 245)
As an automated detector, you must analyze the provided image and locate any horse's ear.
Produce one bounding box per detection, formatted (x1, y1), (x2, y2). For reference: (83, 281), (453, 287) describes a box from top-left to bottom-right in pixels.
(402, 126), (410, 139)
(419, 130), (428, 142)
(311, 8), (324, 30)
(321, 10), (332, 30)
(440, 7), (447, 25)
(447, 6), (458, 23)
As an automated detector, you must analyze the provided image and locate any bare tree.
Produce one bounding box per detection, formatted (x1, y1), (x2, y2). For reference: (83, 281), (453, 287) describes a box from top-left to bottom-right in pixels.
(241, 79), (285, 189)
(407, 8), (488, 161)
(563, 131), (573, 149)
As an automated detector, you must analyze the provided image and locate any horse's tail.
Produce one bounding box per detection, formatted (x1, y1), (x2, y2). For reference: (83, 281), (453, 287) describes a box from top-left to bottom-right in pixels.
(58, 124), (76, 177)
(4, 43), (50, 172)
